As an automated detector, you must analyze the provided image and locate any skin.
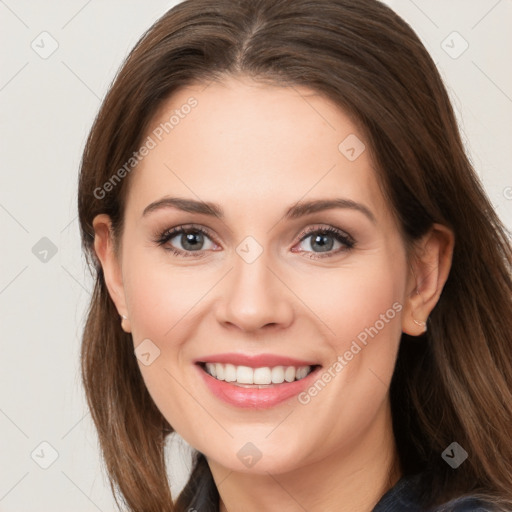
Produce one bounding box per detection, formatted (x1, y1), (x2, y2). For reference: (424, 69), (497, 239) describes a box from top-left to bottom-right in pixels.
(93, 75), (454, 512)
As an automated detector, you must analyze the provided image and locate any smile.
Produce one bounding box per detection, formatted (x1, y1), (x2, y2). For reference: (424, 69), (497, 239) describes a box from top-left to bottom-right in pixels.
(195, 354), (322, 408)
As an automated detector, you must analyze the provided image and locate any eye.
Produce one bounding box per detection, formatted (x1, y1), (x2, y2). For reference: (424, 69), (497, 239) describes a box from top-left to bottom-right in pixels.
(293, 226), (355, 259)
(154, 223), (355, 259)
(155, 224), (217, 257)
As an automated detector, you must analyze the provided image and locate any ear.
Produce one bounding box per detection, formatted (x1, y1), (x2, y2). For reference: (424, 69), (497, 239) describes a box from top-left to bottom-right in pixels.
(92, 214), (131, 333)
(402, 223), (454, 336)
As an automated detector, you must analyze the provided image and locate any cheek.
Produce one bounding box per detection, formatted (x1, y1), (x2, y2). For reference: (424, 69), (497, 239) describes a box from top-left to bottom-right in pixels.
(123, 251), (213, 342)
(287, 256), (405, 456)
(291, 256), (405, 355)
(292, 248), (406, 432)
(120, 255), (209, 434)
(120, 247), (223, 401)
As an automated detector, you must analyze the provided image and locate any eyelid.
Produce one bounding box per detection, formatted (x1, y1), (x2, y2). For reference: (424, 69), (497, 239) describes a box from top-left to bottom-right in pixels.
(156, 223), (217, 242)
(295, 224), (355, 245)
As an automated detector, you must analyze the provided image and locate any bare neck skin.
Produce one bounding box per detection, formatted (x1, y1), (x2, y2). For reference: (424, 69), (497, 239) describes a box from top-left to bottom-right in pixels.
(211, 399), (400, 512)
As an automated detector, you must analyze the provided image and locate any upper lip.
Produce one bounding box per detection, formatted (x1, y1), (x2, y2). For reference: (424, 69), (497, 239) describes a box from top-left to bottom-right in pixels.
(195, 353), (320, 368)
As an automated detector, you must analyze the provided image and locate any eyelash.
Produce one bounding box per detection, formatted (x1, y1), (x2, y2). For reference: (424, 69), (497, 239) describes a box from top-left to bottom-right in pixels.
(154, 223), (355, 259)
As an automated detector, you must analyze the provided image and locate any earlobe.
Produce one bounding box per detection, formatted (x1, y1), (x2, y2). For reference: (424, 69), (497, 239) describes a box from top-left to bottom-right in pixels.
(92, 214), (131, 332)
(402, 223), (454, 336)
(412, 314), (427, 333)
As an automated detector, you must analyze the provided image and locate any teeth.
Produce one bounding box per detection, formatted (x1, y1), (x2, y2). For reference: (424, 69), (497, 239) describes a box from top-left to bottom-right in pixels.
(296, 366), (310, 380)
(284, 366), (296, 382)
(215, 363), (224, 380)
(271, 366), (285, 384)
(205, 363), (216, 378)
(203, 363), (313, 384)
(236, 365), (254, 384)
(254, 367), (272, 385)
(224, 364), (237, 382)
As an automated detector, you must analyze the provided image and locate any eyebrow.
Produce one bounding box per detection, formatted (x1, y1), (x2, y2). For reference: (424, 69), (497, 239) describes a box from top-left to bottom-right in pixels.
(142, 196), (376, 223)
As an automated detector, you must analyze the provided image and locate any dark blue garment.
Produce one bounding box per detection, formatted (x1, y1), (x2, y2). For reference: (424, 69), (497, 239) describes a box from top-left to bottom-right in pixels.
(372, 472), (496, 512)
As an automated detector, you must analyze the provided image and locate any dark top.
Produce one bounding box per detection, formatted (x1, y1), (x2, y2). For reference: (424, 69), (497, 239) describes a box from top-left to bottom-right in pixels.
(372, 472), (496, 511)
(188, 463), (502, 511)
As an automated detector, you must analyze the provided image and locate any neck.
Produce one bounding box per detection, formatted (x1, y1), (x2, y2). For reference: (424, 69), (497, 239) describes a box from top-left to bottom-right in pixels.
(209, 401), (401, 512)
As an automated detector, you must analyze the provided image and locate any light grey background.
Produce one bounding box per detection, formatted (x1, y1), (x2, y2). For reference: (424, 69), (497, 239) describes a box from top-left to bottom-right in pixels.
(1, 1), (510, 510)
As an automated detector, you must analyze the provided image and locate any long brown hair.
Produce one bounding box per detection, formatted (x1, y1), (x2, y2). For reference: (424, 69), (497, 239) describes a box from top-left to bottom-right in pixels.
(78, 0), (512, 510)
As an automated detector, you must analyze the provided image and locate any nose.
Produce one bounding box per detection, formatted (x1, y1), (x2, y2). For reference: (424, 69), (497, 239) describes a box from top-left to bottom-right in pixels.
(215, 249), (295, 333)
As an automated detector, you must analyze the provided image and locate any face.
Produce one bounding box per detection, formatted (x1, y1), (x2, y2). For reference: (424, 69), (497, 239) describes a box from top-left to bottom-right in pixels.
(97, 75), (418, 475)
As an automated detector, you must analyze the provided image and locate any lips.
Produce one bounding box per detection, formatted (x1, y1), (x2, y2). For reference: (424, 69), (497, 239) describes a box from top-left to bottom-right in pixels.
(194, 353), (322, 408)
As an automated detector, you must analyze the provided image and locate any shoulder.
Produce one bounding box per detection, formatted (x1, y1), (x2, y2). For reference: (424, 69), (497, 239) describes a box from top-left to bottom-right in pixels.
(372, 473), (500, 512)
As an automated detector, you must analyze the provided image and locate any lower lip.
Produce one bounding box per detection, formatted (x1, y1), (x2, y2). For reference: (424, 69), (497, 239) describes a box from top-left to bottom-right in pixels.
(196, 364), (321, 409)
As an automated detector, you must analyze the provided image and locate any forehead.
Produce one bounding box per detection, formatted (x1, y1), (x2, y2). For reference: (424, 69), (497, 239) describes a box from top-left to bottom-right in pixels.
(125, 76), (389, 223)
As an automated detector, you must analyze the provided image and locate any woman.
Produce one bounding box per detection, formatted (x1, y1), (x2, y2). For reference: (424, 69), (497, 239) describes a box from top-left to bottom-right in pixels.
(77, 0), (512, 510)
